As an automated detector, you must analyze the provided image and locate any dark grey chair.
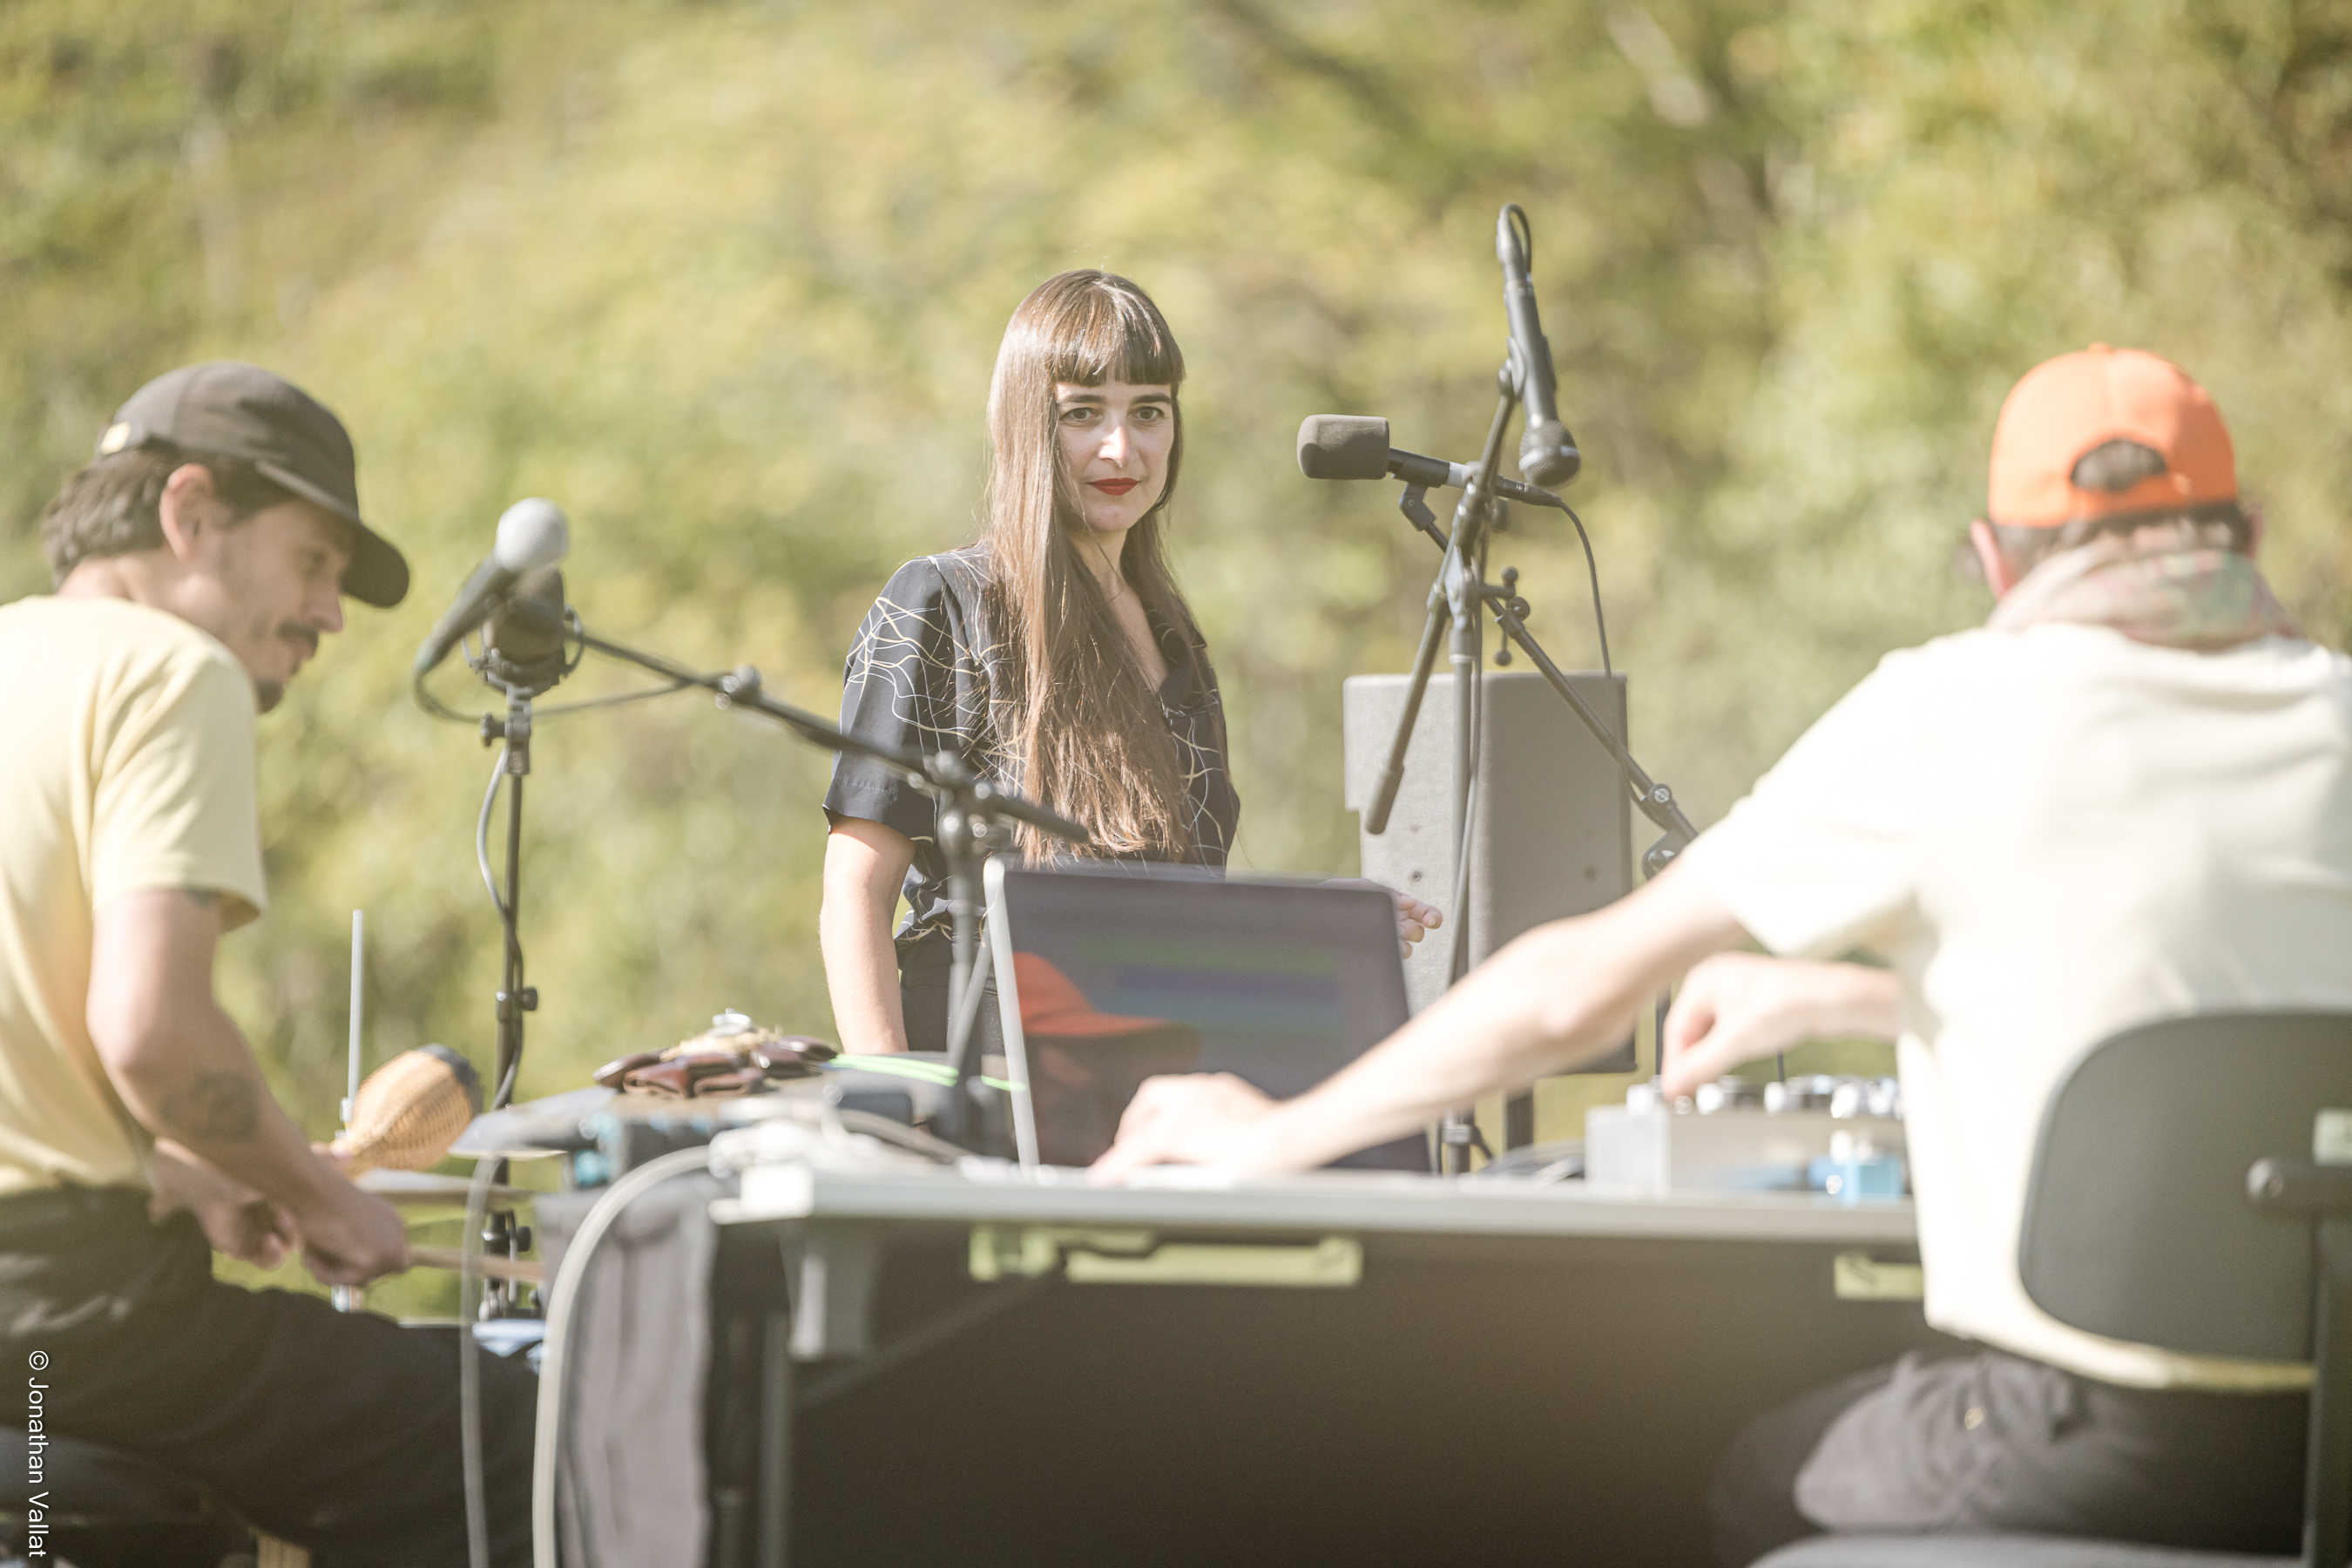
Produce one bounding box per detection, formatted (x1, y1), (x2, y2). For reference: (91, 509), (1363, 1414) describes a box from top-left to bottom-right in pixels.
(1756, 1011), (2352, 1568)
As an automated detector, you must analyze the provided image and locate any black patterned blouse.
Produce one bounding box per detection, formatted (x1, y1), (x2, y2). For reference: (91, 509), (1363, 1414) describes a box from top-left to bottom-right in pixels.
(822, 545), (1241, 972)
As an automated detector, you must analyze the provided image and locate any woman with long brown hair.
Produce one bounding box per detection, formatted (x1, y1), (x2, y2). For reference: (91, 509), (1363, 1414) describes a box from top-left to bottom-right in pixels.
(820, 269), (1432, 1055)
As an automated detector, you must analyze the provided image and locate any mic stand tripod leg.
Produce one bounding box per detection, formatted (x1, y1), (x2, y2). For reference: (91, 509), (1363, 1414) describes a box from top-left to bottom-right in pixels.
(937, 790), (982, 1149)
(935, 763), (1031, 1163)
(1370, 559), (1483, 1171)
(1437, 387), (1522, 1174)
(1371, 530), (1484, 1173)
(1363, 566), (1447, 837)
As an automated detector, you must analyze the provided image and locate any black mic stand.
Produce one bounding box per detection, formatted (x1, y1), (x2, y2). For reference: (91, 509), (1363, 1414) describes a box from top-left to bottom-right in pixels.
(444, 622), (578, 1315)
(467, 614), (583, 1116)
(1363, 363), (1698, 1173)
(555, 626), (1089, 1153)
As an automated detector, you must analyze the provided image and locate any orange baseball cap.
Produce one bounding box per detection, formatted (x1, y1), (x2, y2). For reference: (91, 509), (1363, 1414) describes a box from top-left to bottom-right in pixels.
(1013, 953), (1167, 1037)
(1987, 345), (2236, 528)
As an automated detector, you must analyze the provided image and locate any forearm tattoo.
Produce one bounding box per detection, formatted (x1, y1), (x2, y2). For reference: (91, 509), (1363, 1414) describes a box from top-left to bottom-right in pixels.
(159, 1071), (262, 1142)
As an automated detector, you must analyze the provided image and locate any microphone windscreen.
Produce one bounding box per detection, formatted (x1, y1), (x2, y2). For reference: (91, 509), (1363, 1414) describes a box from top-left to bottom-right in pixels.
(492, 497), (570, 574)
(329, 1044), (484, 1177)
(1517, 422), (1582, 489)
(1298, 416), (1392, 481)
(487, 567), (566, 665)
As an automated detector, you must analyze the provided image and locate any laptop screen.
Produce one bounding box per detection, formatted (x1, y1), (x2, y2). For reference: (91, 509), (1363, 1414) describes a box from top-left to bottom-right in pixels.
(988, 864), (1429, 1173)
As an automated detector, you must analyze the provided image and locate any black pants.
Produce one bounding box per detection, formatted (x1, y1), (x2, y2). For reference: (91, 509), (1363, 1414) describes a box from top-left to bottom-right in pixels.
(1709, 1348), (2308, 1567)
(900, 964), (1003, 1059)
(0, 1186), (537, 1567)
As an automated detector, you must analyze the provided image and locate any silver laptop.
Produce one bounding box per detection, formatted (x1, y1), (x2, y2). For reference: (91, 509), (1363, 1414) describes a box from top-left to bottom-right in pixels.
(983, 860), (1430, 1174)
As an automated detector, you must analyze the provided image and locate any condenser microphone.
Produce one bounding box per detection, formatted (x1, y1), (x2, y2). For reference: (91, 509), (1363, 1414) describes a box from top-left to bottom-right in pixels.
(1297, 416), (1563, 509)
(1497, 205), (1582, 489)
(412, 498), (571, 677)
(485, 568), (567, 668)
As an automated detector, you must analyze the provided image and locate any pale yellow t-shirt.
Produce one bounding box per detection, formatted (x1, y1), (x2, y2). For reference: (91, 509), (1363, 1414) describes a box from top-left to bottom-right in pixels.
(0, 595), (268, 1197)
(1681, 622), (2352, 1392)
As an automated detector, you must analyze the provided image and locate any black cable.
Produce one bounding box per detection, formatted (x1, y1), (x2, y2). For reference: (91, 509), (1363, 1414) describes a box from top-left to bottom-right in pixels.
(416, 668), (479, 726)
(418, 666), (691, 727)
(474, 749), (526, 1110)
(1486, 487), (1612, 678)
(529, 679), (693, 717)
(1559, 501), (1612, 676)
(475, 755), (510, 923)
(492, 1048), (522, 1116)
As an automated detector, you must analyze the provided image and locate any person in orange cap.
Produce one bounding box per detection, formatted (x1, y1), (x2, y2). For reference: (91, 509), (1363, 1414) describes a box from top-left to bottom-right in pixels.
(1096, 346), (2331, 1560)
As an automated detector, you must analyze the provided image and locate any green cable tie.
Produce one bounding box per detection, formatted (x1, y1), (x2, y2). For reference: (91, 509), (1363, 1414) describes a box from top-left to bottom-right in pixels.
(827, 1056), (1018, 1093)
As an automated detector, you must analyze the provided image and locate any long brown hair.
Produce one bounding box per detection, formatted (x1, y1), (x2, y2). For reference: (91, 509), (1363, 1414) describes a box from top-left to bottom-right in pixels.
(983, 270), (1197, 860)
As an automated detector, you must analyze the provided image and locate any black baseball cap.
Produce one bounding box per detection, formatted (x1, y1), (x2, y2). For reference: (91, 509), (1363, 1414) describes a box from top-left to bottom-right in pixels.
(96, 362), (410, 608)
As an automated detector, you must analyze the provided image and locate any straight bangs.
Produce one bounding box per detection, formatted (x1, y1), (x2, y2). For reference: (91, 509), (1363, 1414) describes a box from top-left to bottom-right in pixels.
(1042, 280), (1186, 392)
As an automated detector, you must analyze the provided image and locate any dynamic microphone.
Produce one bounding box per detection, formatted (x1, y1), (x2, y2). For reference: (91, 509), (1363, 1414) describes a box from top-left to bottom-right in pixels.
(1297, 416), (1563, 509)
(1496, 205), (1581, 489)
(412, 498), (571, 677)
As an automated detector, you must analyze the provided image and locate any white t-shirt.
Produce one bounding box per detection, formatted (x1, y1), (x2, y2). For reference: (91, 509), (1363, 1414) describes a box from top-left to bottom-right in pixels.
(1680, 622), (2352, 1390)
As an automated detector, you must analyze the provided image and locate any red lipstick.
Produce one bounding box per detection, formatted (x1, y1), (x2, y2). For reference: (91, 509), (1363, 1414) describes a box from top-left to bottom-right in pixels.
(1090, 478), (1139, 496)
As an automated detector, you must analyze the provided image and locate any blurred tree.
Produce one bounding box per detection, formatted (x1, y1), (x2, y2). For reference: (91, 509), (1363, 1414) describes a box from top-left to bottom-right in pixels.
(4, 0), (2348, 1171)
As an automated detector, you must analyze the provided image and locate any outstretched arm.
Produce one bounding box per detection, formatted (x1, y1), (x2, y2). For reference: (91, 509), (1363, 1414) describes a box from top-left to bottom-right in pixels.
(1658, 954), (1900, 1098)
(88, 889), (409, 1286)
(1094, 862), (1749, 1177)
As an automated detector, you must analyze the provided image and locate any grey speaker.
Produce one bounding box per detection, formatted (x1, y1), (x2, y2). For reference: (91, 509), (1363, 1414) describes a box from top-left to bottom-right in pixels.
(1343, 670), (1634, 1072)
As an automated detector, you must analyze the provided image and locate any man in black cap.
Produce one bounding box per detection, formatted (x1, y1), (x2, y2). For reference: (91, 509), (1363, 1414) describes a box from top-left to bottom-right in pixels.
(0, 362), (534, 1565)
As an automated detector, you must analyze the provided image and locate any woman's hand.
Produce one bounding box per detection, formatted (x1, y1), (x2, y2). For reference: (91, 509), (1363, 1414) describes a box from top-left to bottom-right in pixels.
(1659, 954), (1899, 1097)
(1390, 889), (1443, 956)
(1326, 879), (1443, 957)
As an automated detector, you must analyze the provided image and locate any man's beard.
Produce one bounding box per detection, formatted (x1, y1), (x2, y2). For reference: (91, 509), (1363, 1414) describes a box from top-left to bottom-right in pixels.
(248, 620), (314, 714)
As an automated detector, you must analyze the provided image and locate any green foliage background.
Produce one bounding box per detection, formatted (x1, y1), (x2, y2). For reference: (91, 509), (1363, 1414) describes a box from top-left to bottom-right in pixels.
(7, 0), (2351, 1148)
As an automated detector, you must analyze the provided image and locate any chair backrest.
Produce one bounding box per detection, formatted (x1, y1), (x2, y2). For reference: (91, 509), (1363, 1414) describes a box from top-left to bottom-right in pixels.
(2018, 1010), (2352, 1362)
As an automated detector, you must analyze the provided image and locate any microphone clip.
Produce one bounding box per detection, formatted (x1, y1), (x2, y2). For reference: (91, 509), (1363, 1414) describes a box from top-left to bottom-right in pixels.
(1397, 485), (1443, 545)
(470, 598), (582, 702)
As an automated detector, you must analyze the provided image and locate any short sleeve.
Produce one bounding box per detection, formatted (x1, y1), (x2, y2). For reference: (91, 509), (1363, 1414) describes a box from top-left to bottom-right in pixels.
(822, 558), (983, 848)
(89, 650), (267, 929)
(1676, 645), (1950, 958)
